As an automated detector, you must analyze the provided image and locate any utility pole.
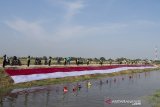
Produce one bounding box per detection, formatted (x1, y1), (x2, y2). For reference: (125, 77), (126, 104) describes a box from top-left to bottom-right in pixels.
(154, 46), (158, 61)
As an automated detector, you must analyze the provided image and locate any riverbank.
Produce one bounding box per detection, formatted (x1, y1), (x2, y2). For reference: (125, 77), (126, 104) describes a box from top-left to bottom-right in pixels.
(148, 89), (160, 107)
(0, 66), (159, 94)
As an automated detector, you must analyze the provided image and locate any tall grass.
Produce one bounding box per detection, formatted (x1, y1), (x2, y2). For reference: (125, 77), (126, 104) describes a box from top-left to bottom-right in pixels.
(148, 90), (160, 107)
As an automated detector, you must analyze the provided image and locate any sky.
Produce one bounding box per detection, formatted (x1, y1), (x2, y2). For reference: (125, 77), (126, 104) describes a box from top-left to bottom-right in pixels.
(0, 0), (160, 59)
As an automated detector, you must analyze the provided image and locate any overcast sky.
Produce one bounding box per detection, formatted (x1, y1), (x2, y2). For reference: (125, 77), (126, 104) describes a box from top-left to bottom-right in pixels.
(0, 0), (160, 59)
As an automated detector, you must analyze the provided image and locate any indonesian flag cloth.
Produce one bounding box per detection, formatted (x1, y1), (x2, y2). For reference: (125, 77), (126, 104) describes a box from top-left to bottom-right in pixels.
(5, 65), (155, 83)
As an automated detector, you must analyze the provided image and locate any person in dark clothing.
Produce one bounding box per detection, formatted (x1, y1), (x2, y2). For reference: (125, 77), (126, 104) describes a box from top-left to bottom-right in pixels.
(35, 57), (42, 65)
(87, 59), (90, 65)
(44, 57), (48, 65)
(3, 54), (6, 68)
(100, 60), (103, 66)
(48, 57), (51, 66)
(57, 57), (61, 64)
(64, 58), (67, 65)
(6, 57), (10, 65)
(76, 58), (79, 66)
(27, 56), (30, 67)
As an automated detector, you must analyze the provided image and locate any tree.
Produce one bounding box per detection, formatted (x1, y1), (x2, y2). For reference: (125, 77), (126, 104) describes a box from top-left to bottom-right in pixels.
(116, 57), (127, 64)
(108, 58), (114, 65)
(100, 57), (106, 61)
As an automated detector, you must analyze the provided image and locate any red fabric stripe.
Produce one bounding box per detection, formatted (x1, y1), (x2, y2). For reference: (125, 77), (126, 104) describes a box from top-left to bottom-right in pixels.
(5, 65), (150, 76)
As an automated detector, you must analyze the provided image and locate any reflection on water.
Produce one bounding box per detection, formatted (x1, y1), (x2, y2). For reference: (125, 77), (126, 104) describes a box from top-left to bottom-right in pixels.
(0, 70), (160, 107)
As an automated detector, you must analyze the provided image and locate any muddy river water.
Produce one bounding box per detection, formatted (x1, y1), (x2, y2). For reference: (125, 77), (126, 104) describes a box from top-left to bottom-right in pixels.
(1, 70), (160, 107)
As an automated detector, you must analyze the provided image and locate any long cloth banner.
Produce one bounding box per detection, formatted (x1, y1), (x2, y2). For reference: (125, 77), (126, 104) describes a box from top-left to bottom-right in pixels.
(5, 65), (155, 83)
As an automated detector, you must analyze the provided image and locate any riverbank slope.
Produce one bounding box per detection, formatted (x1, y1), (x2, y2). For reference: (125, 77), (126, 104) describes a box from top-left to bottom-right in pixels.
(0, 65), (159, 92)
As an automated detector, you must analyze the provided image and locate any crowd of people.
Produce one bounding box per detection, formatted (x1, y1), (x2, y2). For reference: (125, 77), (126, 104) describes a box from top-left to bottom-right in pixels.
(2, 55), (104, 68)
(2, 55), (21, 67)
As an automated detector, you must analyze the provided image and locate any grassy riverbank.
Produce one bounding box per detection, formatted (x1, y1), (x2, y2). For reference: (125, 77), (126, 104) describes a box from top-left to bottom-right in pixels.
(148, 90), (160, 107)
(0, 66), (159, 93)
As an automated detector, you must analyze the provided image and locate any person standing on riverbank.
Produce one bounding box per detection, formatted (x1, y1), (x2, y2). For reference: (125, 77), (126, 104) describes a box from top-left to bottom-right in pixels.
(64, 58), (67, 65)
(100, 59), (103, 65)
(48, 56), (51, 66)
(2, 54), (7, 68)
(87, 59), (90, 65)
(27, 56), (30, 67)
(76, 58), (79, 66)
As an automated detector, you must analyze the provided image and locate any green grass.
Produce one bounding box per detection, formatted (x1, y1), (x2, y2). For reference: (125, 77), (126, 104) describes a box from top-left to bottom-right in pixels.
(148, 90), (160, 107)
(0, 68), (13, 88)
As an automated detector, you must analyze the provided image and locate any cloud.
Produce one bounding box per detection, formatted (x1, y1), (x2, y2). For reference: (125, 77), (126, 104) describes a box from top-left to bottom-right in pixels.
(64, 1), (84, 21)
(5, 17), (159, 46)
(6, 20), (121, 42)
(55, 22), (128, 40)
(5, 18), (46, 39)
(4, 17), (160, 58)
(55, 25), (83, 40)
(49, 0), (85, 22)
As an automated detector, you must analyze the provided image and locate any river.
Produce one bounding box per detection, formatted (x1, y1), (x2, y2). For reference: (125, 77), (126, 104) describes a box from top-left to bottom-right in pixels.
(1, 70), (160, 107)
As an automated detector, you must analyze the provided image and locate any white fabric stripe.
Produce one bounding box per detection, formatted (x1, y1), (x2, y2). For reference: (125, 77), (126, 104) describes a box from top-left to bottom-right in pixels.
(11, 66), (156, 83)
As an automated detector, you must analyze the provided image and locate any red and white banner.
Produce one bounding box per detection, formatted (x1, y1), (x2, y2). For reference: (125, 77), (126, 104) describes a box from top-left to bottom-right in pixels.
(5, 65), (155, 83)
